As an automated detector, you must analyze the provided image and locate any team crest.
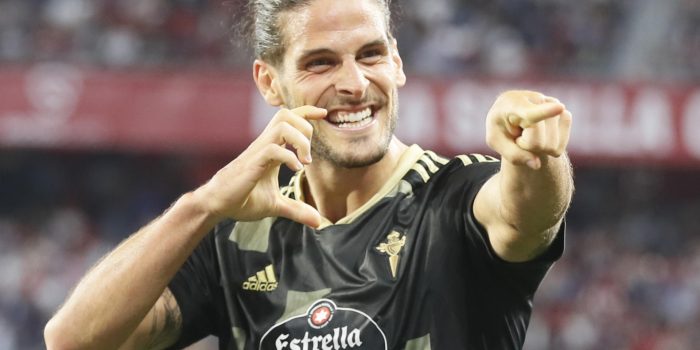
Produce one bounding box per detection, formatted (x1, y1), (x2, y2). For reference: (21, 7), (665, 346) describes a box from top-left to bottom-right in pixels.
(376, 231), (406, 279)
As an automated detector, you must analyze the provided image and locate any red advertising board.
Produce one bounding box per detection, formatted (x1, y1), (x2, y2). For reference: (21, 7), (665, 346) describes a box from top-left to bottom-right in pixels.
(1, 64), (699, 165)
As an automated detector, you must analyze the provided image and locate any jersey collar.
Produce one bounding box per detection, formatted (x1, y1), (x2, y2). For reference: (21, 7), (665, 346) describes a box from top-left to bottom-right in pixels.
(292, 144), (425, 229)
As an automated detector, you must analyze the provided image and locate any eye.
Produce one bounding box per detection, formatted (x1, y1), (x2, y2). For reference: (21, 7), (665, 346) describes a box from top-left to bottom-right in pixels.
(306, 58), (335, 73)
(357, 48), (383, 64)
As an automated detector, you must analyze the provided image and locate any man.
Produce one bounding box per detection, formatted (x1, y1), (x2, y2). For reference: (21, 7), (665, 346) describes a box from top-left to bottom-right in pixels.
(44, 0), (573, 348)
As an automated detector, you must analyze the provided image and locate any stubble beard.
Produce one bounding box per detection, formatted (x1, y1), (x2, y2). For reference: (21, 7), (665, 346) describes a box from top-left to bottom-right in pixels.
(311, 89), (398, 169)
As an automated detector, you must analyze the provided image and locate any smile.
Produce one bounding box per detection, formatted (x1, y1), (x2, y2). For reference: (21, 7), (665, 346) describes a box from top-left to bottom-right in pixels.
(327, 107), (374, 129)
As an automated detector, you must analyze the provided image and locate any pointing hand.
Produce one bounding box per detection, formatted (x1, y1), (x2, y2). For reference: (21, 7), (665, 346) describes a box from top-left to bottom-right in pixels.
(485, 90), (572, 169)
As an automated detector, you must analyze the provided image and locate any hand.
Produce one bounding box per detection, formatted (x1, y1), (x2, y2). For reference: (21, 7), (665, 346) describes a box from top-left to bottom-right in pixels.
(193, 105), (326, 228)
(485, 90), (572, 169)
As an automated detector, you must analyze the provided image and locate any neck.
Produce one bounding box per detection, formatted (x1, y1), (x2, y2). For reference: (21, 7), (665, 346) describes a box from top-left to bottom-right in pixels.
(303, 138), (408, 223)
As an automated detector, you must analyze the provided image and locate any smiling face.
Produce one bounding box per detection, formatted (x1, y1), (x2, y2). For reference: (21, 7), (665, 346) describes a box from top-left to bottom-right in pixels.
(257, 0), (406, 168)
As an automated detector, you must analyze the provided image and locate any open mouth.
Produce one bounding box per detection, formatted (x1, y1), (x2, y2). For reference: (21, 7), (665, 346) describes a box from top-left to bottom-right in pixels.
(327, 107), (375, 129)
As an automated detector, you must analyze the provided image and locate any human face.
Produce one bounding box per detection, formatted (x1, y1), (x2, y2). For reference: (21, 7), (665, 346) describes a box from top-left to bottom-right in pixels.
(275, 0), (406, 168)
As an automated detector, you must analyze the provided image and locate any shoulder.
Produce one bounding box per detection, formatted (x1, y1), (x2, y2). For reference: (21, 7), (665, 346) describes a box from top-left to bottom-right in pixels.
(415, 149), (500, 188)
(396, 149), (500, 212)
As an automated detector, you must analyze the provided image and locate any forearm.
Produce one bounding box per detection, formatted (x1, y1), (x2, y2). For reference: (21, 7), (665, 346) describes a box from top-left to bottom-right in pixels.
(498, 153), (573, 235)
(45, 192), (217, 350)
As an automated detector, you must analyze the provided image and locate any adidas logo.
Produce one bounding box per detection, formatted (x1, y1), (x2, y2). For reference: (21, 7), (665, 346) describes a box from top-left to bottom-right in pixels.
(242, 264), (278, 292)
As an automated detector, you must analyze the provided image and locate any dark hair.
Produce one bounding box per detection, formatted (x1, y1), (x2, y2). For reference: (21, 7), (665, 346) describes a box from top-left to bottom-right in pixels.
(231, 0), (399, 66)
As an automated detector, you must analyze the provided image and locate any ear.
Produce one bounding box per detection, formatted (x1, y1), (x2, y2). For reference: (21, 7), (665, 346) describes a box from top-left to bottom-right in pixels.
(253, 59), (284, 106)
(390, 37), (406, 87)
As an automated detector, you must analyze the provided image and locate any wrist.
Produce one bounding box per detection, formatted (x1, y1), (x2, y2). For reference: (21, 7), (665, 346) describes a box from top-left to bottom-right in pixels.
(180, 189), (225, 227)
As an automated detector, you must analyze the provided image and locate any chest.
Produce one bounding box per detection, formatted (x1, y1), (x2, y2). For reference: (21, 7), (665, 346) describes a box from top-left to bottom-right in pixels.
(216, 193), (469, 349)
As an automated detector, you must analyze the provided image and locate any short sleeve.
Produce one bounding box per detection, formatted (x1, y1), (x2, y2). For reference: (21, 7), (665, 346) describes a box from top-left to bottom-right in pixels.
(167, 230), (230, 348)
(459, 161), (565, 294)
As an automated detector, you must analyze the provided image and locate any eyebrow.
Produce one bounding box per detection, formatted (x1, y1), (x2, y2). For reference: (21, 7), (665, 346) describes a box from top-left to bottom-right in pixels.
(298, 38), (388, 61)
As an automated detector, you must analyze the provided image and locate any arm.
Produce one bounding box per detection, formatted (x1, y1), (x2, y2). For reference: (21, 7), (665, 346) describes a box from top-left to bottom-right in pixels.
(44, 195), (213, 350)
(44, 106), (326, 349)
(474, 90), (574, 262)
(118, 288), (182, 350)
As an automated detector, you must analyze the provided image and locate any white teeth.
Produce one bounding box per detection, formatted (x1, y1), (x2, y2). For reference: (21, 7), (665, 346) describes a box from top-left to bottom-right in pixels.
(337, 115), (373, 128)
(334, 107), (372, 123)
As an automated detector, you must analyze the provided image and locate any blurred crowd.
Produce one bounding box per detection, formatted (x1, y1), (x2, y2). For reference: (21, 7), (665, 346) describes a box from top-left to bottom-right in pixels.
(0, 151), (699, 350)
(397, 0), (626, 77)
(0, 151), (220, 349)
(526, 168), (700, 350)
(0, 0), (698, 79)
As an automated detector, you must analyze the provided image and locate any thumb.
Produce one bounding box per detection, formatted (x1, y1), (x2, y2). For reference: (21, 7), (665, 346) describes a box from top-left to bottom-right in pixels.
(277, 196), (322, 228)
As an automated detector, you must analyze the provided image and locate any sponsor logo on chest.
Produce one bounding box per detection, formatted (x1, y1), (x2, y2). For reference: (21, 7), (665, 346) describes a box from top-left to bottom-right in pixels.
(261, 299), (387, 350)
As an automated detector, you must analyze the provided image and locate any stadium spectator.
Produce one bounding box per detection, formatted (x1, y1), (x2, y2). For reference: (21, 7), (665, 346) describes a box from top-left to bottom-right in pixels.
(2, 0), (681, 78)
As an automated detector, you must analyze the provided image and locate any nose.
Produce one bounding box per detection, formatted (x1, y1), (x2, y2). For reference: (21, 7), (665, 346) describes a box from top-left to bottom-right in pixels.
(334, 59), (369, 99)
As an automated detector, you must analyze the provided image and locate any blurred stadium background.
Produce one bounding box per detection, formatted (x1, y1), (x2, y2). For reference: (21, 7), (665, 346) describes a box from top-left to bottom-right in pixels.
(1, 0), (699, 349)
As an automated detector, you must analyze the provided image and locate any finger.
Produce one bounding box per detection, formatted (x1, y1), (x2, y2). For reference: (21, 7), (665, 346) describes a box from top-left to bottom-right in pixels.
(516, 119), (548, 153)
(544, 115), (561, 156)
(556, 110), (573, 154)
(523, 115), (561, 157)
(270, 123), (312, 164)
(270, 109), (315, 140)
(517, 102), (565, 128)
(291, 105), (327, 121)
(276, 196), (322, 228)
(542, 95), (561, 104)
(488, 132), (538, 168)
(257, 143), (304, 172)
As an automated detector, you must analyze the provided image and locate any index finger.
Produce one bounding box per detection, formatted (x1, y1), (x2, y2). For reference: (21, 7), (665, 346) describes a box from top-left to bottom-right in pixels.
(518, 102), (564, 128)
(291, 105), (327, 120)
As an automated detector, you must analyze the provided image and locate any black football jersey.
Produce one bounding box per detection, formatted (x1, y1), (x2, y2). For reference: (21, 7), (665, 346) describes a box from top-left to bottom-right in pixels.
(168, 145), (564, 350)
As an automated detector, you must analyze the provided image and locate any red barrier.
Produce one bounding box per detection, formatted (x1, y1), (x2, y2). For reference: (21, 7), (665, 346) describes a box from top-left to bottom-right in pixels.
(1, 64), (698, 165)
